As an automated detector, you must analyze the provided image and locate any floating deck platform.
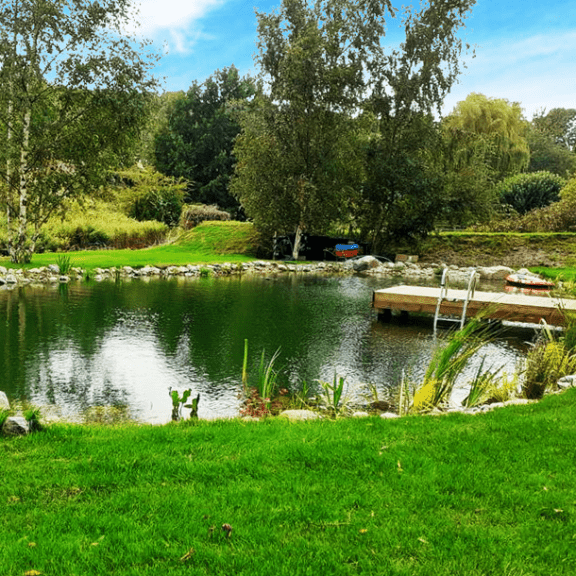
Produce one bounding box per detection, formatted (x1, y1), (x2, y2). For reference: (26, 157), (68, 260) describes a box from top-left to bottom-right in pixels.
(372, 285), (576, 326)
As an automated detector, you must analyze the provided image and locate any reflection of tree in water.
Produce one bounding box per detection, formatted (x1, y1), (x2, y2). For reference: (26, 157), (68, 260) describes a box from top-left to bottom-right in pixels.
(0, 276), (530, 422)
(92, 377), (129, 409)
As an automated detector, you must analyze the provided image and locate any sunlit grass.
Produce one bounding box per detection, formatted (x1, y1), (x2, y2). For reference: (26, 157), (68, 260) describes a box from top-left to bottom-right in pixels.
(0, 222), (259, 271)
(2, 390), (576, 575)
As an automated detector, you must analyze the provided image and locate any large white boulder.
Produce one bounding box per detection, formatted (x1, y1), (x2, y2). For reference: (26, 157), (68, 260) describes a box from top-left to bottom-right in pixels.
(352, 256), (381, 272)
(0, 391), (9, 410)
(3, 416), (29, 436)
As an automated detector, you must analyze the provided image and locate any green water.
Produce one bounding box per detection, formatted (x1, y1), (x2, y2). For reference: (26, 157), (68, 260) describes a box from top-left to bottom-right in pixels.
(0, 274), (526, 423)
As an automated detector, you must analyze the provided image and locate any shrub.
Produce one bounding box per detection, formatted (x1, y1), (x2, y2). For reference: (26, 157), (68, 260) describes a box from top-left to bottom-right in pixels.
(481, 175), (576, 232)
(496, 171), (566, 215)
(44, 200), (169, 250)
(522, 340), (576, 399)
(130, 188), (183, 228)
(180, 204), (231, 230)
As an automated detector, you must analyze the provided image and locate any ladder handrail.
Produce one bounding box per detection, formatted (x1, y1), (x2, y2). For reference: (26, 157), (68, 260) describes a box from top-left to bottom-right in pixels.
(434, 268), (477, 334)
(433, 267), (449, 331)
(459, 269), (478, 329)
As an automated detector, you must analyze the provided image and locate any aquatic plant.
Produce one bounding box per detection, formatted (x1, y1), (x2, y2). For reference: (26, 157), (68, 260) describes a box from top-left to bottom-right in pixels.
(242, 339), (249, 392)
(291, 379), (312, 409)
(240, 387), (282, 418)
(522, 321), (576, 399)
(255, 348), (281, 402)
(56, 254), (72, 275)
(398, 370), (411, 416)
(23, 406), (43, 432)
(240, 342), (289, 416)
(169, 388), (200, 421)
(462, 357), (504, 408)
(317, 373), (348, 416)
(483, 369), (521, 404)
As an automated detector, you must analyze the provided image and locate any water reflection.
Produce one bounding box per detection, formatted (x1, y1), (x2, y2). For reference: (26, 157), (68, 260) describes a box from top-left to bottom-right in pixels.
(0, 274), (530, 423)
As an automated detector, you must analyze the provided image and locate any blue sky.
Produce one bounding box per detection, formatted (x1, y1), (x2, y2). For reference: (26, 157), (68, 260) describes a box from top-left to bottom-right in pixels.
(131, 0), (576, 120)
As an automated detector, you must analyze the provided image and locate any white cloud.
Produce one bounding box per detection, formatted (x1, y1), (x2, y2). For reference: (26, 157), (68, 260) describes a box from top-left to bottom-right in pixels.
(443, 30), (576, 119)
(125, 0), (223, 53)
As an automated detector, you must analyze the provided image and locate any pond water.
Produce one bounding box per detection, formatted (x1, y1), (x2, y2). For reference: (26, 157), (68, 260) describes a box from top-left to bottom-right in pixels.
(0, 274), (531, 423)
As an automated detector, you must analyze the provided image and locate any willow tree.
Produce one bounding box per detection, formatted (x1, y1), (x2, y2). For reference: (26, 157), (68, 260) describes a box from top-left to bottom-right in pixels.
(0, 0), (158, 263)
(442, 93), (530, 180)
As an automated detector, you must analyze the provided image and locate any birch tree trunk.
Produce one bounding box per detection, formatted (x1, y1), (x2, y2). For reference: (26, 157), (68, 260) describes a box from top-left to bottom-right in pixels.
(292, 224), (304, 260)
(13, 107), (32, 263)
(5, 99), (13, 249)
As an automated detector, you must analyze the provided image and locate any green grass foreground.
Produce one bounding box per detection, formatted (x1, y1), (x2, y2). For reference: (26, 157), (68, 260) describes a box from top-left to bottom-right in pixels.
(3, 391), (576, 576)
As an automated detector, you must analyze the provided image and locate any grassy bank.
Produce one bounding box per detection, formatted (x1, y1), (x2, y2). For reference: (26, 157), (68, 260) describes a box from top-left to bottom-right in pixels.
(3, 390), (576, 575)
(416, 232), (576, 269)
(0, 221), (259, 271)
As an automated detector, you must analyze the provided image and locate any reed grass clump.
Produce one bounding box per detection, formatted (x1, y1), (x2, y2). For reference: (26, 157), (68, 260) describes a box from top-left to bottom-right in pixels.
(317, 373), (348, 416)
(240, 341), (285, 417)
(412, 319), (493, 412)
(44, 200), (169, 250)
(55, 253), (72, 275)
(522, 327), (576, 399)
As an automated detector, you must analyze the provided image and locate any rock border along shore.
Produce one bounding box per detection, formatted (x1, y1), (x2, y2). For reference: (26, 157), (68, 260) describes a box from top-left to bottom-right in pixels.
(0, 256), (522, 286)
(0, 260), (352, 286)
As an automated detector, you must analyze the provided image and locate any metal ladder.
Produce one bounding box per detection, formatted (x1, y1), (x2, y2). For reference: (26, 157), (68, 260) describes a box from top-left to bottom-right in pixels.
(433, 268), (478, 335)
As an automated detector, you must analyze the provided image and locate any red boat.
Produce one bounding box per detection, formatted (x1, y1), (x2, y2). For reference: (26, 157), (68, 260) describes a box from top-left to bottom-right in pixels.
(335, 244), (359, 258)
(505, 273), (555, 289)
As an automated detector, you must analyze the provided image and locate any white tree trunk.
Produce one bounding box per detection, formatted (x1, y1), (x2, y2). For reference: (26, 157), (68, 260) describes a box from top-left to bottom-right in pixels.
(6, 99), (13, 242)
(13, 107), (31, 263)
(292, 224), (304, 260)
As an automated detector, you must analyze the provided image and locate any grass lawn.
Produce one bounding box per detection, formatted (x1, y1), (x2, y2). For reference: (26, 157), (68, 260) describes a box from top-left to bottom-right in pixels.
(0, 222), (259, 272)
(532, 266), (576, 283)
(2, 390), (576, 575)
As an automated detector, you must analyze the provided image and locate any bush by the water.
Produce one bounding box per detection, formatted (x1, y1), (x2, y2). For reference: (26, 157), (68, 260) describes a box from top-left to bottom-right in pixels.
(113, 165), (186, 228)
(44, 200), (169, 250)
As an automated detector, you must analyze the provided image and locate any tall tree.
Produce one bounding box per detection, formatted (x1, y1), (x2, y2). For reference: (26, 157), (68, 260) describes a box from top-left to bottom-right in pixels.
(532, 108), (576, 151)
(438, 126), (498, 226)
(154, 66), (256, 213)
(233, 0), (374, 257)
(138, 91), (185, 166)
(527, 108), (576, 176)
(232, 0), (476, 257)
(355, 0), (477, 250)
(442, 93), (530, 180)
(357, 114), (445, 249)
(0, 0), (158, 263)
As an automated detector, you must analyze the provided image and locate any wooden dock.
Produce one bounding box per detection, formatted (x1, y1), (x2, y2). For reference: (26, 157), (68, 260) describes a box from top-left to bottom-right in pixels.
(372, 285), (576, 326)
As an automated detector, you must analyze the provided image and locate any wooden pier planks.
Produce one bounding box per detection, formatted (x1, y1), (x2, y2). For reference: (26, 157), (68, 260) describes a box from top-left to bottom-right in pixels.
(372, 285), (576, 325)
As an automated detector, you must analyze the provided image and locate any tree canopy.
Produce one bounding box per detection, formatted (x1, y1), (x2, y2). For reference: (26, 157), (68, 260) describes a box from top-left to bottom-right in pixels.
(0, 0), (158, 262)
(232, 0), (476, 256)
(442, 93), (530, 181)
(154, 66), (256, 214)
(527, 108), (576, 177)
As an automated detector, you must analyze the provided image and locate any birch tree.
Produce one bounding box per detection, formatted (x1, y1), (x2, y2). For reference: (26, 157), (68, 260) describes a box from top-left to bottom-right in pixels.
(0, 0), (158, 263)
(232, 0), (476, 257)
